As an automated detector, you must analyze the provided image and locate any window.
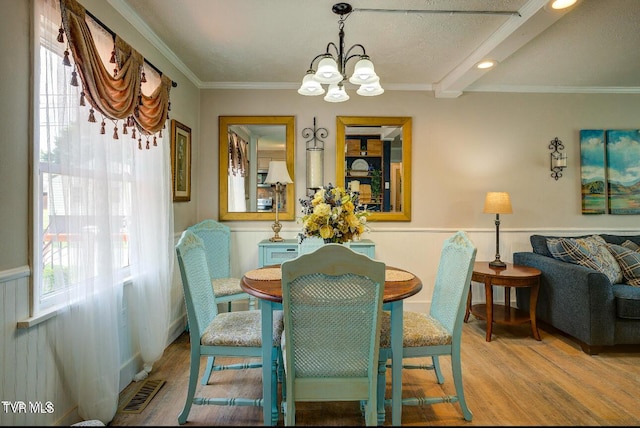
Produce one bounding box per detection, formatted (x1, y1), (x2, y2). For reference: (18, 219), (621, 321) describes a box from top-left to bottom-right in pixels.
(35, 0), (133, 311)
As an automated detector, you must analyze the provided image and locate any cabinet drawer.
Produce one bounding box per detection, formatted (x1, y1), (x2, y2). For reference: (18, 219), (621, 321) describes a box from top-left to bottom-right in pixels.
(262, 245), (298, 266)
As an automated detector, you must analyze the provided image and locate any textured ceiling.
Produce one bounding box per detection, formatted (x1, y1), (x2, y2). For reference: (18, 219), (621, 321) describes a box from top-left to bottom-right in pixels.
(110, 0), (640, 97)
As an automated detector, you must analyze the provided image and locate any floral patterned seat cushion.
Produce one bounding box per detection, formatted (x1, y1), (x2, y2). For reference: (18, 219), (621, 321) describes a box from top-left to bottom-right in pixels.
(379, 310), (451, 349)
(546, 235), (623, 284)
(211, 277), (244, 297)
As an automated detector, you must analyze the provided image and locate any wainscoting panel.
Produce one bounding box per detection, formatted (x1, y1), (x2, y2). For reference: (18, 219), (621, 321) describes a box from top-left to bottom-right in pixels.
(0, 266), (65, 426)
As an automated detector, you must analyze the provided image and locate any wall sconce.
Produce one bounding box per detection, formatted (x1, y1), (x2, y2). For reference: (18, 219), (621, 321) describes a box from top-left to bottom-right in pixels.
(302, 117), (327, 194)
(549, 137), (567, 180)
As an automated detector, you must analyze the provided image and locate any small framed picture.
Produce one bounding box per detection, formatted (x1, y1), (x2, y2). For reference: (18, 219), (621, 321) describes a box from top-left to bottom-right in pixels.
(171, 119), (192, 202)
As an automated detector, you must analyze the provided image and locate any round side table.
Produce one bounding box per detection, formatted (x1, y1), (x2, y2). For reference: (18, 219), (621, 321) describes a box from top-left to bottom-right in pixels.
(464, 261), (542, 342)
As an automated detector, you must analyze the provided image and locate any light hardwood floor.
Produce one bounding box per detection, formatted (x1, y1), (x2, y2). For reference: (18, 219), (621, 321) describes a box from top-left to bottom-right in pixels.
(110, 320), (640, 426)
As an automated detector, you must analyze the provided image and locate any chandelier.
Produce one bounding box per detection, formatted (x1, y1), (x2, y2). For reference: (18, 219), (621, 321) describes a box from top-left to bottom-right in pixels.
(298, 2), (383, 103)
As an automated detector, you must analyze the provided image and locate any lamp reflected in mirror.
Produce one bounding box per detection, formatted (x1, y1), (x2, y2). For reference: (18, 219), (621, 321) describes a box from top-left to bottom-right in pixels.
(264, 161), (293, 242)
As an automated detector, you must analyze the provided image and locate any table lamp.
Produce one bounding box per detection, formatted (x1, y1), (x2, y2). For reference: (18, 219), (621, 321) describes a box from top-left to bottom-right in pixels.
(483, 191), (513, 268)
(264, 160), (293, 242)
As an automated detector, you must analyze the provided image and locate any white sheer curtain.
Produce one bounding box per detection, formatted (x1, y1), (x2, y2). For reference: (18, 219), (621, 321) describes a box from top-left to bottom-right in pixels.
(129, 132), (174, 381)
(228, 174), (247, 211)
(38, 0), (173, 422)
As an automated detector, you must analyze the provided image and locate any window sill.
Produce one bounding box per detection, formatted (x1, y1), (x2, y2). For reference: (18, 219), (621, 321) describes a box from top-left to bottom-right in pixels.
(18, 275), (134, 329)
(17, 306), (59, 329)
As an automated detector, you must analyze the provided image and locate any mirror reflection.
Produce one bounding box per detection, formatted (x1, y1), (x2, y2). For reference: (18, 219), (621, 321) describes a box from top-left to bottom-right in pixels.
(337, 116), (412, 221)
(219, 116), (295, 221)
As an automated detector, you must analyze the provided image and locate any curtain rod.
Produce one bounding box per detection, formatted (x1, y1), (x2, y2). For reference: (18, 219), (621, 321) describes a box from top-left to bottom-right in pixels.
(353, 8), (521, 17)
(85, 9), (178, 88)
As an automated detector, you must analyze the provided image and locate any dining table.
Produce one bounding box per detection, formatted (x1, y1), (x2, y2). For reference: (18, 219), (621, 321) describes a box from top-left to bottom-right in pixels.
(241, 264), (422, 426)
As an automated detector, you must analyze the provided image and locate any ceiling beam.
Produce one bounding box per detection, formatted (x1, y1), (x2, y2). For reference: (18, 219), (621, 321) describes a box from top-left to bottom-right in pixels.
(433, 0), (572, 98)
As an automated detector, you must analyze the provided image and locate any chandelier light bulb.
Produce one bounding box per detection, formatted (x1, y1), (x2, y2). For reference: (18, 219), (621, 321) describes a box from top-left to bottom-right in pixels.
(298, 72), (325, 96)
(324, 83), (350, 102)
(356, 80), (384, 96)
(348, 57), (379, 84)
(314, 57), (342, 84)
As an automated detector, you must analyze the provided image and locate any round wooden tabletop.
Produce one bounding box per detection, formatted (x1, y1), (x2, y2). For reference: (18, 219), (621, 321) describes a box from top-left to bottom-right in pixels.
(241, 265), (423, 303)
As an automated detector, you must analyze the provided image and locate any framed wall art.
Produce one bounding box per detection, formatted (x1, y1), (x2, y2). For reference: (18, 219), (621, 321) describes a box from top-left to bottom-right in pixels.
(580, 129), (606, 214)
(171, 119), (192, 202)
(606, 129), (640, 215)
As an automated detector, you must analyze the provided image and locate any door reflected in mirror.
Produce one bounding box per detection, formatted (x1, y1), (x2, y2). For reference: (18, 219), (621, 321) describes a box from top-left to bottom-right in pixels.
(337, 116), (411, 221)
(219, 116), (295, 221)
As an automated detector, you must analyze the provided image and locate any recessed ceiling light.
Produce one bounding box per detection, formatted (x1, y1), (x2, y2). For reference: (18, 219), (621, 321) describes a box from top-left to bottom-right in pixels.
(550, 0), (577, 10)
(476, 60), (497, 70)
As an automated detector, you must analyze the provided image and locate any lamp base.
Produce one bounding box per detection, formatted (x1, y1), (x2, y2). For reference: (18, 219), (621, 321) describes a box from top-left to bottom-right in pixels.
(269, 221), (284, 242)
(489, 259), (507, 269)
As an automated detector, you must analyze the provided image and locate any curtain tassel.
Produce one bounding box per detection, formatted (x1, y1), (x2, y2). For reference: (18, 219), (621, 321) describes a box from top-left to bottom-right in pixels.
(113, 126), (119, 139)
(70, 71), (79, 87)
(141, 71), (147, 83)
(122, 123), (128, 135)
(127, 116), (135, 127)
(63, 50), (71, 66)
(158, 129), (163, 138)
(88, 109), (96, 123)
(168, 101), (171, 111)
(131, 128), (136, 139)
(138, 139), (142, 150)
(113, 68), (118, 77)
(57, 26), (65, 43)
(146, 139), (150, 150)
(110, 50), (116, 64)
(153, 135), (157, 146)
(79, 91), (85, 106)
(100, 120), (106, 134)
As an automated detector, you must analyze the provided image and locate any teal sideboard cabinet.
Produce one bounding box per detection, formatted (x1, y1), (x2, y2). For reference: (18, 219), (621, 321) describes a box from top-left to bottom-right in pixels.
(258, 239), (376, 267)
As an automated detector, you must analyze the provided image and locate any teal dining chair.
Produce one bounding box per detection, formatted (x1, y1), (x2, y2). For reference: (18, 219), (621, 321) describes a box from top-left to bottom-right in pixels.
(379, 230), (477, 422)
(187, 219), (259, 385)
(187, 219), (256, 311)
(280, 244), (385, 426)
(175, 229), (283, 425)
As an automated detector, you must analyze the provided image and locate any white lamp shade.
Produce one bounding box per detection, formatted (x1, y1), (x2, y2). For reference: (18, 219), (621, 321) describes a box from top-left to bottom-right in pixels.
(348, 58), (379, 84)
(264, 161), (293, 185)
(298, 72), (325, 96)
(483, 192), (513, 214)
(356, 80), (384, 96)
(324, 83), (350, 102)
(314, 57), (343, 84)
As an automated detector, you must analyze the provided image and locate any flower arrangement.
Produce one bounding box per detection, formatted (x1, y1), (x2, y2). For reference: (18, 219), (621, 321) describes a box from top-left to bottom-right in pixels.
(299, 183), (370, 244)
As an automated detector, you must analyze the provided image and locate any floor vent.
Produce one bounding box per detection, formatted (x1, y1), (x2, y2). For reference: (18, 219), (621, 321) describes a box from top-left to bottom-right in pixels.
(118, 379), (165, 414)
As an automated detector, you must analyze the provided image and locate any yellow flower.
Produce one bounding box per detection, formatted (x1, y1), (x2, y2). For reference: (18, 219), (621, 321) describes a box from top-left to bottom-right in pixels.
(299, 184), (370, 244)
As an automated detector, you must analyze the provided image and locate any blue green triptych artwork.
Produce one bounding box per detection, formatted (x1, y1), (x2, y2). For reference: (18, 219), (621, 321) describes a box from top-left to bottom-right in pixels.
(580, 129), (640, 215)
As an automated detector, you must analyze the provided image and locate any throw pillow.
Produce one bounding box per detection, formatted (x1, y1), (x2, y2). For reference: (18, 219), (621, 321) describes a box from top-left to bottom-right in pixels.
(606, 243), (640, 287)
(547, 235), (623, 284)
(622, 240), (640, 252)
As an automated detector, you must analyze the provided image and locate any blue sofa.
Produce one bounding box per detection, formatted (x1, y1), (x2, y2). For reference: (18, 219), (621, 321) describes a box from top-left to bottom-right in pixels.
(513, 234), (640, 354)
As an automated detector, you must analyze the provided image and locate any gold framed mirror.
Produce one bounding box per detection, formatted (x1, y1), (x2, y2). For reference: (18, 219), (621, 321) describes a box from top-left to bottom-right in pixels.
(336, 116), (411, 221)
(219, 116), (295, 221)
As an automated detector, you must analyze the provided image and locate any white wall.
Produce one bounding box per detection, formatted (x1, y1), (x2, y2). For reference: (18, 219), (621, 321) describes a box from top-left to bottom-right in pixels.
(199, 89), (640, 310)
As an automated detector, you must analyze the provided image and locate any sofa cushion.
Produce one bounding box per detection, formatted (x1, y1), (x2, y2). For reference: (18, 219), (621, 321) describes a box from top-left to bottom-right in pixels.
(530, 234), (592, 258)
(606, 243), (640, 287)
(600, 234), (640, 247)
(547, 235), (623, 284)
(613, 284), (640, 319)
(622, 240), (640, 252)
